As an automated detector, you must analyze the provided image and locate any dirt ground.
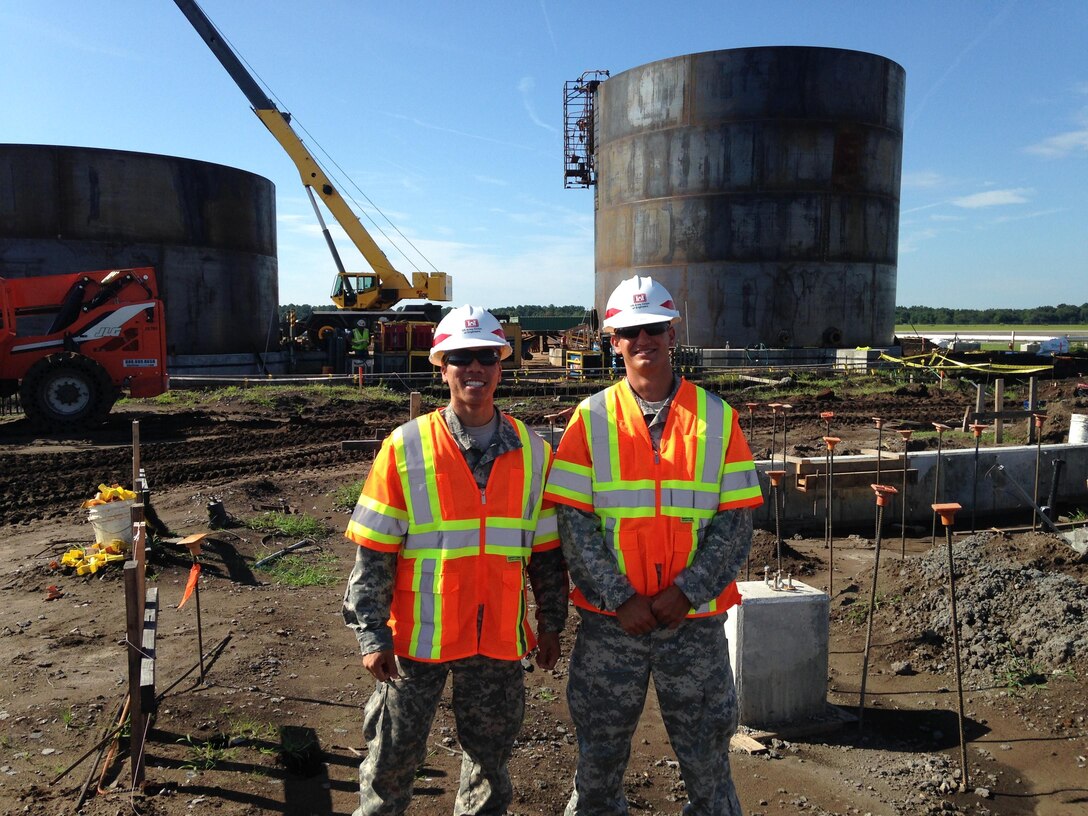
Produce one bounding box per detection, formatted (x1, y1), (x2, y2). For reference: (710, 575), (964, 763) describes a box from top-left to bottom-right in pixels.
(0, 375), (1086, 816)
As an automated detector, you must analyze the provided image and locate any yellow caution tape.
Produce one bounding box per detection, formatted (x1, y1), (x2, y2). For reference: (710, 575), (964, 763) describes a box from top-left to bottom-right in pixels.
(879, 351), (1053, 375)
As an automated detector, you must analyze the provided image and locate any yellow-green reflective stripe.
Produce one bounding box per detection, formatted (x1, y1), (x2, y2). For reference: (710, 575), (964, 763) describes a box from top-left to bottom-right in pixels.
(409, 559), (441, 659)
(346, 520), (403, 546)
(350, 501), (407, 537)
(401, 546), (478, 560)
(694, 388), (708, 482)
(602, 516), (626, 572)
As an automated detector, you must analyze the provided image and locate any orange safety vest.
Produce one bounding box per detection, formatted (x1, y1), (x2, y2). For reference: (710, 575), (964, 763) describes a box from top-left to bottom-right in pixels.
(545, 379), (762, 617)
(346, 410), (558, 662)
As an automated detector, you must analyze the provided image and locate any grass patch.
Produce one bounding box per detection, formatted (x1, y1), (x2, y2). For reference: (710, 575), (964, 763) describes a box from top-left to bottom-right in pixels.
(843, 593), (901, 625)
(999, 656), (1049, 693)
(179, 735), (237, 772)
(258, 553), (339, 587)
(245, 511), (328, 538)
(332, 479), (366, 511)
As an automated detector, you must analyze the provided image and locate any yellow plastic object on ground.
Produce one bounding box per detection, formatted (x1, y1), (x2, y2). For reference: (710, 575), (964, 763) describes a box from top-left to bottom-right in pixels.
(59, 540), (129, 575)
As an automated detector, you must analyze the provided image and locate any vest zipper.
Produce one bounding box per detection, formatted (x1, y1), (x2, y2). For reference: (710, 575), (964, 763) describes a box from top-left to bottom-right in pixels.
(478, 488), (486, 648)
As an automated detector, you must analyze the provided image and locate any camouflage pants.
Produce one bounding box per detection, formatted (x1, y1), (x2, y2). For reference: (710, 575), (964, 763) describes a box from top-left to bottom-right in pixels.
(355, 654), (524, 816)
(564, 610), (742, 816)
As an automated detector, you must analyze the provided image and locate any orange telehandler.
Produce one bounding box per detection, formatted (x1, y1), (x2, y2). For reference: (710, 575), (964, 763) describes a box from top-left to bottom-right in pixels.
(0, 267), (169, 429)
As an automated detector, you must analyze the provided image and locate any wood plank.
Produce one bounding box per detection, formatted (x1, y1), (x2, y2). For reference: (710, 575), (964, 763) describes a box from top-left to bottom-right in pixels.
(729, 733), (767, 754)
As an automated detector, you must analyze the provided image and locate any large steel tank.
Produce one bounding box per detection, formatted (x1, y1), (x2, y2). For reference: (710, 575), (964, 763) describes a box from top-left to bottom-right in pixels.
(594, 47), (905, 348)
(0, 144), (278, 356)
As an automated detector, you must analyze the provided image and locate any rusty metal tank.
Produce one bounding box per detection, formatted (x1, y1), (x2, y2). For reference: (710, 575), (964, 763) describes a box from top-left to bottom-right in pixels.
(594, 46), (905, 348)
(0, 144), (278, 357)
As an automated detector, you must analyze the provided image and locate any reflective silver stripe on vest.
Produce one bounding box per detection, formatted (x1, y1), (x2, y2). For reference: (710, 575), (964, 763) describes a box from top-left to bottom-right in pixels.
(403, 527), (478, 554)
(722, 467), (761, 494)
(523, 427), (545, 519)
(595, 486), (656, 511)
(660, 486), (719, 513)
(412, 559), (438, 658)
(546, 465), (592, 498)
(399, 419), (436, 527)
(484, 525), (531, 553)
(700, 393), (727, 484)
(585, 390), (614, 485)
(349, 502), (406, 537)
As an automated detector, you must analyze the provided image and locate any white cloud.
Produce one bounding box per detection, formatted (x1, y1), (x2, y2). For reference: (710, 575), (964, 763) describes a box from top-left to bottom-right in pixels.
(994, 207), (1066, 224)
(951, 189), (1031, 208)
(1025, 127), (1088, 158)
(901, 170), (944, 188)
(518, 76), (559, 135)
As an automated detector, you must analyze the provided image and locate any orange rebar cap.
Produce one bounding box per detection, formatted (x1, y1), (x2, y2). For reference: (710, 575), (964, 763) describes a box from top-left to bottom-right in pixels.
(969, 422), (988, 437)
(767, 469), (787, 487)
(823, 436), (841, 451)
(746, 402), (759, 411)
(896, 428), (913, 440)
(1033, 413), (1046, 428)
(819, 411), (834, 421)
(931, 502), (962, 525)
(932, 422), (951, 433)
(872, 416), (884, 428)
(870, 483), (899, 506)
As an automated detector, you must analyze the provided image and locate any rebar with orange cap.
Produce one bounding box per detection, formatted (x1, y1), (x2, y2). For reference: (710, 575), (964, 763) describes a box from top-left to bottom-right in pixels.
(932, 501), (969, 791)
(896, 429), (913, 558)
(858, 483), (898, 737)
(930, 422), (952, 545)
(969, 422), (989, 533)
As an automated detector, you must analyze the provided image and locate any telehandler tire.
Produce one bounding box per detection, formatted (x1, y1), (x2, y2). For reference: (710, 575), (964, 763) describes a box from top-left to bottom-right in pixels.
(19, 353), (116, 431)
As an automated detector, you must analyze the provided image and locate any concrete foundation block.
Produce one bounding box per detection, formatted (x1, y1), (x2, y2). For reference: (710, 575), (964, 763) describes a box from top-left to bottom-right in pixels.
(726, 579), (829, 728)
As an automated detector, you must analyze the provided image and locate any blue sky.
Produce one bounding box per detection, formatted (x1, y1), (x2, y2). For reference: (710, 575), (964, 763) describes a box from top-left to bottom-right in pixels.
(3, 1), (1086, 311)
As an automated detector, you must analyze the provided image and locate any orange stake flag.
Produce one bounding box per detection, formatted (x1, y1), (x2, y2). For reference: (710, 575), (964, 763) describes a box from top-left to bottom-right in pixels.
(178, 563), (201, 609)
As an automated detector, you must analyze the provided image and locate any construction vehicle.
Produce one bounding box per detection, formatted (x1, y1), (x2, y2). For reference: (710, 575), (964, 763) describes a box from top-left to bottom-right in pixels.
(172, 0), (452, 354)
(0, 268), (169, 429)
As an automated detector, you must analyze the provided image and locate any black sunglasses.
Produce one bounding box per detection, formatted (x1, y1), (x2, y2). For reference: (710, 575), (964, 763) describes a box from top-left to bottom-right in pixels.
(444, 349), (502, 366)
(612, 322), (670, 340)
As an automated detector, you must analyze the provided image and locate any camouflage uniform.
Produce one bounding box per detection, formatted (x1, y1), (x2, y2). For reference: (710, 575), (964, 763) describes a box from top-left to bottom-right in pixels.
(343, 407), (568, 816)
(558, 379), (754, 816)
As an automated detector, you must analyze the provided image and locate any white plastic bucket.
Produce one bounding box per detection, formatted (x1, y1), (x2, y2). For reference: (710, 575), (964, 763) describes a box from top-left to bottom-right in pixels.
(1070, 414), (1088, 444)
(87, 499), (134, 545)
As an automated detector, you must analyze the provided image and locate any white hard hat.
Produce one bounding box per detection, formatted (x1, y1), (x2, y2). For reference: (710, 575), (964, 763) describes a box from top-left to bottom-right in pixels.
(602, 275), (681, 331)
(429, 305), (512, 365)
(356, 319), (367, 328)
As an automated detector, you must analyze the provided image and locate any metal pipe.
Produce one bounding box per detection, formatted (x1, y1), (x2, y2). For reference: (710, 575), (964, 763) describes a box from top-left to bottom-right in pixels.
(930, 423), (951, 546)
(932, 502), (969, 790)
(858, 483), (898, 736)
(823, 436), (841, 596)
(873, 416), (884, 484)
(968, 422), (988, 534)
(896, 429), (912, 559)
(1032, 413), (1045, 531)
(768, 403), (782, 470)
(768, 470), (787, 577)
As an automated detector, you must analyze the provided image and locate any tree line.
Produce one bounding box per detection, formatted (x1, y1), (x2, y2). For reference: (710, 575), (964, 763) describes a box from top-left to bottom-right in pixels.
(280, 304), (589, 321)
(896, 304), (1088, 326)
(283, 303), (1088, 326)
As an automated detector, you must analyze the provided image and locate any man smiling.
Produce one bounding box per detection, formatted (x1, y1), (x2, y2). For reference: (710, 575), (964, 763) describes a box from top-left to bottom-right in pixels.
(343, 305), (567, 815)
(546, 276), (763, 816)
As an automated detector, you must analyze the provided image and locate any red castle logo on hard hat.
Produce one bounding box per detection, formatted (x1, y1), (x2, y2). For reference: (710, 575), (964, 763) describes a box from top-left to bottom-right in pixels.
(465, 319), (479, 329)
(632, 293), (647, 304)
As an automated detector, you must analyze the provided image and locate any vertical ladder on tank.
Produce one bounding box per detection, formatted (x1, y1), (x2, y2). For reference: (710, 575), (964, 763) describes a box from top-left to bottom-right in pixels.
(563, 70), (609, 188)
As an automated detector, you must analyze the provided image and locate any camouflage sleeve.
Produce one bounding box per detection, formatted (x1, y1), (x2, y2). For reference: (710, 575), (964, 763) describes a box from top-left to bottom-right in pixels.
(526, 548), (569, 634)
(342, 545), (398, 655)
(557, 504), (636, 611)
(672, 508), (754, 606)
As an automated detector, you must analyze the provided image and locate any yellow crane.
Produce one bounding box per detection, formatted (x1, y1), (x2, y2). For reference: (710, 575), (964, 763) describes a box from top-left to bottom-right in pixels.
(172, 0), (452, 317)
